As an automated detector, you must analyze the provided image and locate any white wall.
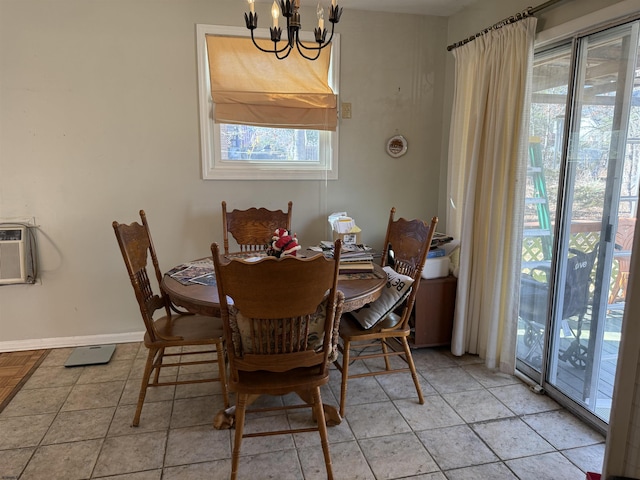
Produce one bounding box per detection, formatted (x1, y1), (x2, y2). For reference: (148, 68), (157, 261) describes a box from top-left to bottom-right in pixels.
(0, 0), (447, 347)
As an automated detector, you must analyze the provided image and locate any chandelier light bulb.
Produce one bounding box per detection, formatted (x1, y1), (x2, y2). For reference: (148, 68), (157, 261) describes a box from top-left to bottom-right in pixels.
(317, 3), (324, 31)
(271, 1), (280, 28)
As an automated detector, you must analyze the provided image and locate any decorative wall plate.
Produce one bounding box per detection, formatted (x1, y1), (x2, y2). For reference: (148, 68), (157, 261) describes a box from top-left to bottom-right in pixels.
(386, 135), (408, 158)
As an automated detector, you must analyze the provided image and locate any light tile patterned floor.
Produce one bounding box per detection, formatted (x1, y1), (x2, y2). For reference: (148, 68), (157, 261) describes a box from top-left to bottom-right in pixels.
(0, 343), (605, 479)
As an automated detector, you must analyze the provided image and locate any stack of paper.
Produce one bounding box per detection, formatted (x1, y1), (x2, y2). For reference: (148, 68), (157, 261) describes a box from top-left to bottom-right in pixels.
(339, 248), (375, 273)
(339, 257), (374, 274)
(318, 241), (376, 273)
(328, 212), (357, 234)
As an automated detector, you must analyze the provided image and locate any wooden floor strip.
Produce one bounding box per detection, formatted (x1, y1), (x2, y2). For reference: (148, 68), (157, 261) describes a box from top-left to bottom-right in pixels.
(0, 350), (49, 412)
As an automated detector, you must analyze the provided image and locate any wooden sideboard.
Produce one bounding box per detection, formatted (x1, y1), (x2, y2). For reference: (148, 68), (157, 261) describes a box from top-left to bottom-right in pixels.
(410, 275), (457, 348)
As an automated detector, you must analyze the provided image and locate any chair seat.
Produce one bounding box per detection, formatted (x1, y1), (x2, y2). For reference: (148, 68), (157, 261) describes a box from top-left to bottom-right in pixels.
(231, 367), (329, 396)
(145, 314), (224, 346)
(339, 312), (408, 340)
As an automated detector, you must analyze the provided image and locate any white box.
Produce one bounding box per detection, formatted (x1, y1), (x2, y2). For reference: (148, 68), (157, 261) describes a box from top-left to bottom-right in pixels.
(332, 231), (361, 245)
(422, 256), (450, 279)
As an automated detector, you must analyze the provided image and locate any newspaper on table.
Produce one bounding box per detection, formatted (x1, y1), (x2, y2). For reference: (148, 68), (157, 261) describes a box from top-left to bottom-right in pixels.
(167, 259), (216, 285)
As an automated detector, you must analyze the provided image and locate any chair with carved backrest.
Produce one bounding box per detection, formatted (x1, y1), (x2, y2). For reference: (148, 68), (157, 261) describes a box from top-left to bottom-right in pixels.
(212, 241), (344, 480)
(333, 208), (438, 418)
(221, 200), (293, 254)
(113, 210), (229, 427)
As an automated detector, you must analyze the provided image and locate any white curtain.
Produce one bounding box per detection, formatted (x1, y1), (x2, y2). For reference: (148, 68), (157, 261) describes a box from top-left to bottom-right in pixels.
(448, 17), (537, 372)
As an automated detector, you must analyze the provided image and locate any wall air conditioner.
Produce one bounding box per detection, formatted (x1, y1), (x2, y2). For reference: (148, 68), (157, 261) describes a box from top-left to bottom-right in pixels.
(0, 226), (27, 284)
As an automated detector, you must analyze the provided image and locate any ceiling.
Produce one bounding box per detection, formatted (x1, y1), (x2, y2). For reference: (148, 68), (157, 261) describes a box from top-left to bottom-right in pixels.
(253, 0), (480, 17)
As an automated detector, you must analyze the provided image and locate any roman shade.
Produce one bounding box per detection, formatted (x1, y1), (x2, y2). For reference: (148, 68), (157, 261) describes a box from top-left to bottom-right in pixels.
(206, 35), (337, 131)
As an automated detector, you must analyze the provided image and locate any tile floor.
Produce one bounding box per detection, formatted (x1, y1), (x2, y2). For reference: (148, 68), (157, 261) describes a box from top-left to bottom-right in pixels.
(0, 343), (605, 479)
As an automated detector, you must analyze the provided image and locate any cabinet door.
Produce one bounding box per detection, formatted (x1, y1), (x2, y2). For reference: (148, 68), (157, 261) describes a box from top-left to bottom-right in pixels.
(412, 275), (457, 347)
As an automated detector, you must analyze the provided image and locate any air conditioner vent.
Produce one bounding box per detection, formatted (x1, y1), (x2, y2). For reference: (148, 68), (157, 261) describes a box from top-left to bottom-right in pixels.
(0, 226), (28, 284)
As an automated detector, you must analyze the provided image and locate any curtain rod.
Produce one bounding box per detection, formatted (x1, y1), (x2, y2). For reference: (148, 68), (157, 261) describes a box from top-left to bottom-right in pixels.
(446, 0), (566, 51)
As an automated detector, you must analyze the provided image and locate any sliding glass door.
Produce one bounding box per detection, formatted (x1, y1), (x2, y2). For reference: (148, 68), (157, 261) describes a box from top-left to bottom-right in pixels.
(517, 20), (640, 429)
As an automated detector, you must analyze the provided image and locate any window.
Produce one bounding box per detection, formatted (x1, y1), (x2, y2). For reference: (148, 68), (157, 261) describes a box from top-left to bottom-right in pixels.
(196, 24), (340, 180)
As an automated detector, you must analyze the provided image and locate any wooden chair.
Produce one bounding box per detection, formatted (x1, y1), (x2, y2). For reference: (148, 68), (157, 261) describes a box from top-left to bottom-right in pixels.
(222, 200), (293, 254)
(608, 217), (635, 304)
(333, 208), (438, 418)
(113, 210), (229, 427)
(211, 241), (344, 480)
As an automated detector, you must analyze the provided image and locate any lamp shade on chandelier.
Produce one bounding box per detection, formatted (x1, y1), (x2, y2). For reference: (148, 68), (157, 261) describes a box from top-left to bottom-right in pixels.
(244, 0), (342, 60)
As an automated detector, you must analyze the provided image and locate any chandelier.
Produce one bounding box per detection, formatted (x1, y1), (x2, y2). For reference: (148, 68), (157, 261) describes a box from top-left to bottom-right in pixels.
(244, 0), (342, 60)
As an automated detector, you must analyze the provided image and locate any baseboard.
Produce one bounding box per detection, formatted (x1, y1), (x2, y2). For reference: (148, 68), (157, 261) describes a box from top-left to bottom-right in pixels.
(0, 331), (145, 353)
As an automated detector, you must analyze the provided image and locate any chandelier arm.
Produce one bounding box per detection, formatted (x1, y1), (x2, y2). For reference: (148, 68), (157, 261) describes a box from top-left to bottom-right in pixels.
(298, 17), (335, 51)
(296, 26), (334, 52)
(249, 29), (292, 55)
(275, 48), (293, 60)
(295, 41), (323, 60)
(323, 24), (335, 44)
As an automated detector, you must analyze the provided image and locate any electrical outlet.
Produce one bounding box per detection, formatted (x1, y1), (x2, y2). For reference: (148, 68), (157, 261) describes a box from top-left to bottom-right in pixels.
(341, 102), (352, 119)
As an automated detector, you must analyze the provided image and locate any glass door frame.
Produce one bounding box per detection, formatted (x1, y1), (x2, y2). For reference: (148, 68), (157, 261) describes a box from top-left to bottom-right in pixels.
(516, 20), (640, 435)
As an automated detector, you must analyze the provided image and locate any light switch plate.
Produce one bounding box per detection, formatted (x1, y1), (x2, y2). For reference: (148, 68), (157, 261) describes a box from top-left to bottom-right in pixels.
(341, 102), (352, 119)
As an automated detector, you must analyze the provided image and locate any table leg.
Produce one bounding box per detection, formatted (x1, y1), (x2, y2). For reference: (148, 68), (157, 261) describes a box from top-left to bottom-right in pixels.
(295, 390), (342, 426)
(213, 394), (260, 429)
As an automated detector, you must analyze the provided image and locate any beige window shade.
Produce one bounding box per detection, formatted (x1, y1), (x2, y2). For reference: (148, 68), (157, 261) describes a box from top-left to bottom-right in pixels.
(206, 35), (337, 131)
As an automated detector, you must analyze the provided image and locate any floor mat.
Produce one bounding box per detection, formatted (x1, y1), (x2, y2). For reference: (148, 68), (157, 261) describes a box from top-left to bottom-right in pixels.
(0, 349), (49, 412)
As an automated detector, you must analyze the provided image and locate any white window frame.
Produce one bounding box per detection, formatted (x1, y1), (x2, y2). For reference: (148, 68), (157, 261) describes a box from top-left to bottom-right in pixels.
(196, 24), (340, 180)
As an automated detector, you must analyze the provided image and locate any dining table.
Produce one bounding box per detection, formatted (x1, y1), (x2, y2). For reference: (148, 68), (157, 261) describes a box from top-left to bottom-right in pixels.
(161, 253), (387, 317)
(160, 250), (387, 429)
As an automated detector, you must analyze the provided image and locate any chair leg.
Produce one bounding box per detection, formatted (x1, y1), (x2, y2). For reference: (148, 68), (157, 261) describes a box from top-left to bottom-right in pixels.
(231, 392), (247, 480)
(338, 339), (350, 418)
(216, 339), (229, 408)
(401, 337), (424, 405)
(152, 347), (165, 384)
(133, 346), (157, 427)
(312, 387), (334, 480)
(621, 272), (629, 300)
(380, 339), (392, 371)
(608, 272), (623, 304)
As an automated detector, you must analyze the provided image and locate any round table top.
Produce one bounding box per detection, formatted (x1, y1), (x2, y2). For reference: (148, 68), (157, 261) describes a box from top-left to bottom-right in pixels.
(161, 257), (386, 317)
